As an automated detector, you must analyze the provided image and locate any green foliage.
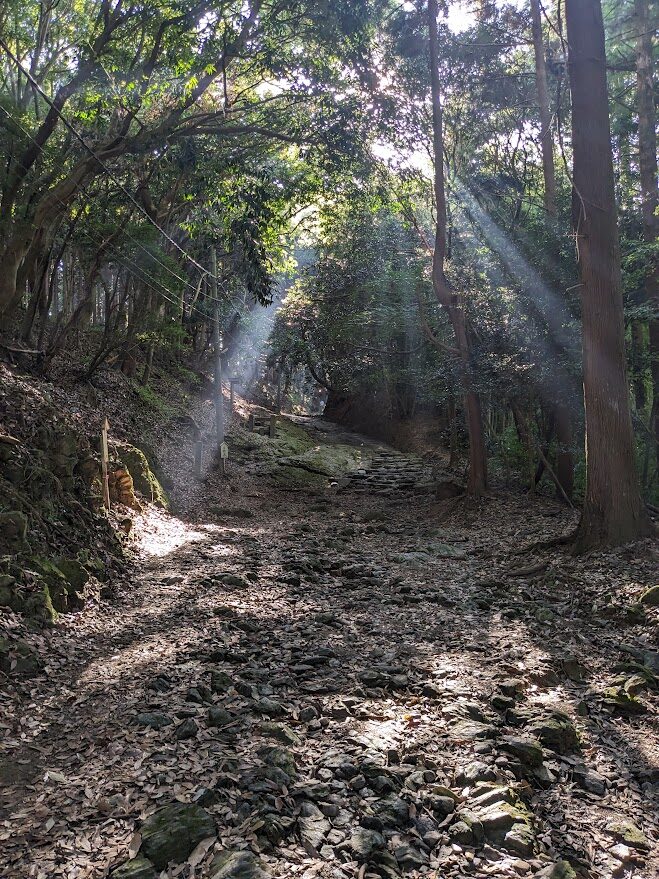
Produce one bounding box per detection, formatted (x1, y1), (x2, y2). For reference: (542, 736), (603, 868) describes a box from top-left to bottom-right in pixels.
(131, 383), (172, 417)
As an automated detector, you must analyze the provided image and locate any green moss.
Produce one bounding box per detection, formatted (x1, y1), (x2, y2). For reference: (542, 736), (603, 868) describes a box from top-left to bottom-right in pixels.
(26, 558), (85, 613)
(54, 557), (89, 591)
(284, 443), (368, 478)
(132, 383), (174, 417)
(23, 582), (57, 623)
(139, 802), (215, 869)
(606, 819), (650, 850)
(270, 464), (326, 491)
(111, 441), (168, 508)
(640, 585), (659, 606)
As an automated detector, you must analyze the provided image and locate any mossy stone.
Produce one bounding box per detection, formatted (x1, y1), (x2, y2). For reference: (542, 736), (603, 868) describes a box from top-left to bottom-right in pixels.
(606, 819), (650, 850)
(270, 465), (326, 491)
(526, 712), (579, 754)
(29, 558), (82, 613)
(640, 585), (659, 607)
(24, 582), (57, 623)
(535, 861), (577, 879)
(0, 511), (28, 551)
(110, 856), (156, 879)
(111, 441), (168, 508)
(257, 745), (297, 778)
(210, 849), (270, 878)
(500, 736), (544, 767)
(258, 722), (300, 745)
(54, 557), (89, 592)
(140, 802), (215, 869)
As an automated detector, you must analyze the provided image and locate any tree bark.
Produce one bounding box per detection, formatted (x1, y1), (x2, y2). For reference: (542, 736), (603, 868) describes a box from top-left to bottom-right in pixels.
(428, 0), (487, 494)
(566, 0), (652, 550)
(635, 0), (659, 467)
(530, 0), (556, 216)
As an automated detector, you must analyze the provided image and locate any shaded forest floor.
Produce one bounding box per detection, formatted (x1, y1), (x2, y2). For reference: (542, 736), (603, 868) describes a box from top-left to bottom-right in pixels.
(1, 379), (658, 879)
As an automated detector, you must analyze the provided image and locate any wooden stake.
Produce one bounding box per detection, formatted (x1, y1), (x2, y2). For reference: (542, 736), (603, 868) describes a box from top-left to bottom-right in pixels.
(101, 416), (110, 509)
(269, 415), (277, 438)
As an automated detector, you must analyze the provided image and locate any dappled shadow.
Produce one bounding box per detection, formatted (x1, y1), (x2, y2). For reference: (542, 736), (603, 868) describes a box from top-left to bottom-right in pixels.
(1, 476), (657, 878)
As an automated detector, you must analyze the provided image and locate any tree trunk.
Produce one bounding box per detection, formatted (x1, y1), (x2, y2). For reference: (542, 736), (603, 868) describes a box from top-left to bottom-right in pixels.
(428, 0), (488, 495)
(554, 401), (574, 500)
(511, 400), (536, 493)
(530, 0), (556, 216)
(566, 0), (652, 550)
(635, 0), (659, 468)
(448, 396), (458, 469)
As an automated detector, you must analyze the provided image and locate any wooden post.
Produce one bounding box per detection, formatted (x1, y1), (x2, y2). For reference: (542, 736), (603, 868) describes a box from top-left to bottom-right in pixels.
(100, 417), (110, 509)
(269, 415), (277, 438)
(248, 413), (255, 432)
(276, 370), (282, 413)
(194, 441), (203, 478)
(220, 441), (229, 476)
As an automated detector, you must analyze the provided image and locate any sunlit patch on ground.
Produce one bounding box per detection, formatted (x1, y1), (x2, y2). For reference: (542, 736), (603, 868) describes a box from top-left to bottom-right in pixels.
(132, 506), (207, 558)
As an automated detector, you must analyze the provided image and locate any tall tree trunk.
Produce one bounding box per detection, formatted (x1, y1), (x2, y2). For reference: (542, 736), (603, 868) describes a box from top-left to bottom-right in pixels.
(531, 0), (575, 499)
(428, 0), (487, 494)
(566, 0), (652, 550)
(530, 0), (556, 216)
(635, 0), (659, 467)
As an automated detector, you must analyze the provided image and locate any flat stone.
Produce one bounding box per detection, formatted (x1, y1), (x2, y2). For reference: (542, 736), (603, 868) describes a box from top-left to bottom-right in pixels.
(208, 706), (234, 728)
(456, 761), (496, 785)
(477, 803), (518, 833)
(573, 765), (606, 795)
(210, 850), (270, 878)
(259, 722), (300, 745)
(452, 719), (496, 740)
(606, 819), (650, 851)
(135, 712), (172, 730)
(469, 786), (515, 809)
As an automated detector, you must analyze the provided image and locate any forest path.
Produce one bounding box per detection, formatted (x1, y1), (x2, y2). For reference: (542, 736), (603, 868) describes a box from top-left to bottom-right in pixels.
(1, 415), (657, 879)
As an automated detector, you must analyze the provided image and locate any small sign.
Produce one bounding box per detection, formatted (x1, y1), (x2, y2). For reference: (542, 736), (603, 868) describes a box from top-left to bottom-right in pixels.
(220, 442), (229, 459)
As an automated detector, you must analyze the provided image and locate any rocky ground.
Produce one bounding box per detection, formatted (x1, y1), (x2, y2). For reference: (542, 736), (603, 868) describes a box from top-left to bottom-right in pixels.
(0, 402), (657, 879)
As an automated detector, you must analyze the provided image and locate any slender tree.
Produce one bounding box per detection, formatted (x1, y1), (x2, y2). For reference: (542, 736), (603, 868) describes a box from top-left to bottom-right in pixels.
(427, 0), (488, 495)
(530, 0), (556, 216)
(565, 0), (652, 550)
(634, 0), (659, 467)
(530, 0), (575, 500)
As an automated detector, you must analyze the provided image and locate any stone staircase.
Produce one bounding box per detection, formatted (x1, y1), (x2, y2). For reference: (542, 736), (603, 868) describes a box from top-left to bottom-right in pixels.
(342, 449), (436, 495)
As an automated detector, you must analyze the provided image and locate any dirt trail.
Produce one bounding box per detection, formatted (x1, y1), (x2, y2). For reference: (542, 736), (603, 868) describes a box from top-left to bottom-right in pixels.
(0, 412), (657, 879)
